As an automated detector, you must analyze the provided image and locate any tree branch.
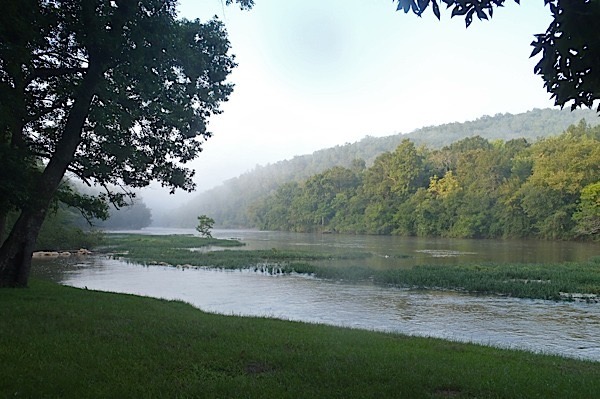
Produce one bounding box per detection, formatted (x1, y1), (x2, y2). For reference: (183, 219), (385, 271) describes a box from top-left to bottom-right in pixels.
(25, 100), (68, 124)
(26, 67), (87, 85)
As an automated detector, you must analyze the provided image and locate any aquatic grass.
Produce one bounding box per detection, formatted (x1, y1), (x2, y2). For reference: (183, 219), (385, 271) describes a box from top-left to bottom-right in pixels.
(104, 233), (245, 251)
(296, 260), (600, 300)
(125, 247), (370, 271)
(103, 233), (372, 271)
(311, 265), (376, 281)
(1, 280), (599, 398)
(373, 261), (600, 301)
(103, 234), (600, 301)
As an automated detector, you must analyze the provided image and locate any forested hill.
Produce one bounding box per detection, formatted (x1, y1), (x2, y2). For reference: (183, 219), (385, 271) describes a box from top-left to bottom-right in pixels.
(404, 108), (599, 147)
(165, 108), (599, 228)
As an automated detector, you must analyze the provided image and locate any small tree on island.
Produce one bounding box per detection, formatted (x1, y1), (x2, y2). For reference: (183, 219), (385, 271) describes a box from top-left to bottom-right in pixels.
(196, 215), (215, 238)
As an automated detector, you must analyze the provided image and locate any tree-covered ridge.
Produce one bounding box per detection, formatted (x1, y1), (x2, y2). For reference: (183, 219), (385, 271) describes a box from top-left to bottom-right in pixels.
(251, 121), (600, 240)
(169, 108), (599, 228)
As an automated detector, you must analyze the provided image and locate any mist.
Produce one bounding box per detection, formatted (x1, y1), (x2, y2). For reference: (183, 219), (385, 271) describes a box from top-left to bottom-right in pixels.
(139, 0), (556, 225)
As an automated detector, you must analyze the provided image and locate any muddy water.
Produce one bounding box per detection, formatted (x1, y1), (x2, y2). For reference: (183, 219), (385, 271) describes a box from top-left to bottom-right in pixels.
(32, 229), (600, 361)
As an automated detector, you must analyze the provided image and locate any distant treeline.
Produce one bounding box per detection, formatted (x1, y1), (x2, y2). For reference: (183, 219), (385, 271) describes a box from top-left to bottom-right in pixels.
(250, 122), (600, 240)
(2, 181), (152, 251)
(92, 200), (152, 230)
(167, 108), (599, 229)
(24, 198), (152, 250)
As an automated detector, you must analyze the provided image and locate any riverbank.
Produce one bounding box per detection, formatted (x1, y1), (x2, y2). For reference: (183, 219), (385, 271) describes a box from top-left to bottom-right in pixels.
(1, 280), (599, 398)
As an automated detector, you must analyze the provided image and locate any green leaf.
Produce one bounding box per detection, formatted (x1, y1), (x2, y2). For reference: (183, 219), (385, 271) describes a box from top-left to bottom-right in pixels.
(432, 0), (441, 19)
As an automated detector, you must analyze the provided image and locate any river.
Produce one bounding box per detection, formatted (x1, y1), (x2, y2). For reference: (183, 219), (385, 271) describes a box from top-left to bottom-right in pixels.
(32, 228), (600, 362)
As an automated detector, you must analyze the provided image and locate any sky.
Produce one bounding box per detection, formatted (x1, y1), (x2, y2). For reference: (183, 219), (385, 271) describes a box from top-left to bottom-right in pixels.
(142, 0), (556, 213)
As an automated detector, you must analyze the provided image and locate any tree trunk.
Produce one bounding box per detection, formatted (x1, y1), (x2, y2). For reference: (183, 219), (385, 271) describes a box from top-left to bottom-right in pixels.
(0, 62), (101, 288)
(0, 208), (47, 287)
(0, 212), (6, 246)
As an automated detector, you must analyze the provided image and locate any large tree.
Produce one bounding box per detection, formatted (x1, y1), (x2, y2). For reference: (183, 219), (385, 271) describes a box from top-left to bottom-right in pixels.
(0, 0), (252, 287)
(395, 0), (600, 112)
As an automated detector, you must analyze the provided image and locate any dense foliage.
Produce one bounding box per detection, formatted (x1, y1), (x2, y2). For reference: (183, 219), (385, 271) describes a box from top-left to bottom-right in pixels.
(170, 109), (599, 229)
(2, 206), (103, 251)
(34, 210), (104, 251)
(251, 122), (600, 240)
(92, 200), (153, 230)
(0, 0), (251, 286)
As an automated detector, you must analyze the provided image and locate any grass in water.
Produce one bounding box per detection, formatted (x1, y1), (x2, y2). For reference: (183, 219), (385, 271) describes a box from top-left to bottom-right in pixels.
(103, 234), (600, 301)
(103, 233), (370, 273)
(1, 280), (599, 398)
(374, 260), (600, 301)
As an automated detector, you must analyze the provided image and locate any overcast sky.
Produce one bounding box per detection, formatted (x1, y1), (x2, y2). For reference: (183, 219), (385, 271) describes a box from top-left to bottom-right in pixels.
(142, 0), (555, 212)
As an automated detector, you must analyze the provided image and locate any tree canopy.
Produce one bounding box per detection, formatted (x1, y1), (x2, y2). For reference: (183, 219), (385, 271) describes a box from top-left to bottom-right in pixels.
(196, 215), (215, 238)
(394, 0), (600, 112)
(170, 108), (598, 229)
(251, 122), (600, 240)
(0, 0), (252, 286)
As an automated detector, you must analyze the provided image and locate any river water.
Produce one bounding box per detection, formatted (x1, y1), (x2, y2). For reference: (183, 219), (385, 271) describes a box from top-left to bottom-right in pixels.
(32, 228), (600, 362)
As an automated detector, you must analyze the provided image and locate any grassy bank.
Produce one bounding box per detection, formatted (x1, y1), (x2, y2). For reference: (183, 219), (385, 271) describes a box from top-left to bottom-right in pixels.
(103, 234), (600, 301)
(1, 280), (599, 398)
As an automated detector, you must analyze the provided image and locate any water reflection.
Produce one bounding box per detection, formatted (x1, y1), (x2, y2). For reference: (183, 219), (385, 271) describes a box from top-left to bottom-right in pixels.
(33, 254), (600, 362)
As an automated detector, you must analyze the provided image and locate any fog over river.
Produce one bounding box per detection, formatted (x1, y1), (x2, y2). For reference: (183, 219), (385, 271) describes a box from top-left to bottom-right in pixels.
(33, 229), (600, 362)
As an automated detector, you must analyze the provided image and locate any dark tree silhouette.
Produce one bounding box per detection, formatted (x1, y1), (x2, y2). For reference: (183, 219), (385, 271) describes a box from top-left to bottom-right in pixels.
(0, 0), (252, 286)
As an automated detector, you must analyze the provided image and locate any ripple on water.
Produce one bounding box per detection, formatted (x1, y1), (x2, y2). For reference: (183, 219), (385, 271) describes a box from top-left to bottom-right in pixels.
(414, 249), (478, 258)
(32, 255), (600, 362)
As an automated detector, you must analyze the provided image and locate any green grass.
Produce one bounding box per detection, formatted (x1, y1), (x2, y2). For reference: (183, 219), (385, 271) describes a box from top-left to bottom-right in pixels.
(1, 280), (599, 398)
(103, 233), (371, 273)
(374, 260), (600, 301)
(105, 232), (246, 252)
(103, 234), (600, 301)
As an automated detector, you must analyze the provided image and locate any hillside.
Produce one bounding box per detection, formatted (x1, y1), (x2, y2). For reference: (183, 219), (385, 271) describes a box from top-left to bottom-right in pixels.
(164, 108), (599, 228)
